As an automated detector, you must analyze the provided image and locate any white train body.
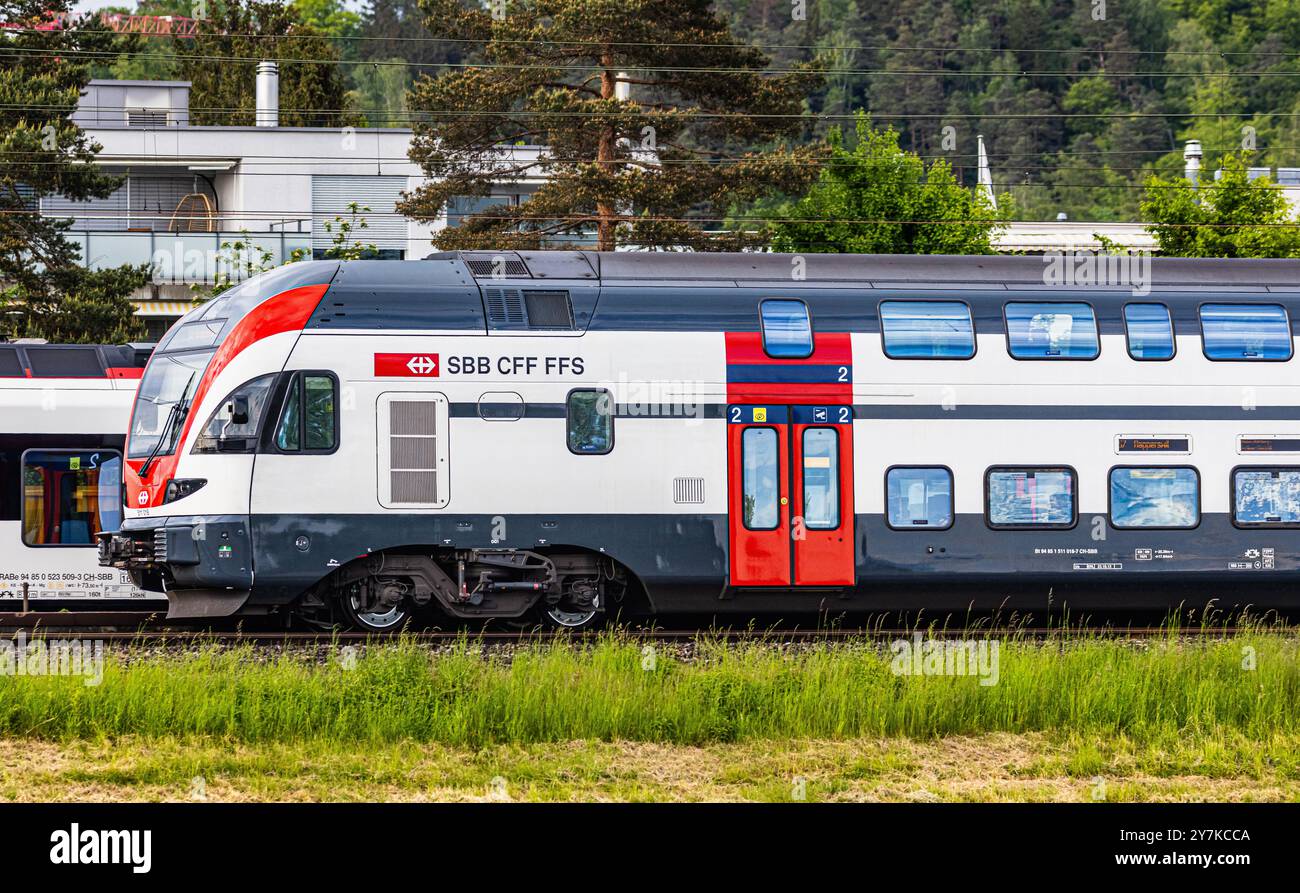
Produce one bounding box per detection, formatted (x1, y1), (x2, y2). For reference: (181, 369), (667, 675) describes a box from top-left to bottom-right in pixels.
(98, 253), (1300, 628)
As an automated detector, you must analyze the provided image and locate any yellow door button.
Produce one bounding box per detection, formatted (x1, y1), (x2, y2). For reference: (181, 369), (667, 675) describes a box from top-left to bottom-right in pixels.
(780, 497), (789, 505)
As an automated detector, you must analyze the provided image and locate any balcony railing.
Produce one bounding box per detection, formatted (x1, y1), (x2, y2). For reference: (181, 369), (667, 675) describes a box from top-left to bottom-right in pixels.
(67, 227), (313, 283)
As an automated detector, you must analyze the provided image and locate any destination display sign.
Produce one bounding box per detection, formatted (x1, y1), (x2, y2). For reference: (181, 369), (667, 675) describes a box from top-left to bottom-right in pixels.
(1115, 435), (1191, 455)
(1239, 436), (1300, 454)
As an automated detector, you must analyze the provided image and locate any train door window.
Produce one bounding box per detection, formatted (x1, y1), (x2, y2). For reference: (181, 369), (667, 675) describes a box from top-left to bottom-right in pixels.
(742, 427), (779, 530)
(1108, 467), (1199, 528)
(879, 301), (975, 359)
(1232, 467), (1300, 527)
(272, 373), (338, 453)
(1200, 304), (1293, 361)
(886, 466), (953, 529)
(985, 467), (1077, 529)
(759, 299), (814, 359)
(20, 450), (122, 546)
(1004, 303), (1099, 359)
(1123, 303), (1175, 360)
(801, 428), (839, 529)
(567, 389), (614, 454)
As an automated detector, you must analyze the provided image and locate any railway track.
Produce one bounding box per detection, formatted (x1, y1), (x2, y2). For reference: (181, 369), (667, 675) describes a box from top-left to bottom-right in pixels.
(0, 611), (1278, 642)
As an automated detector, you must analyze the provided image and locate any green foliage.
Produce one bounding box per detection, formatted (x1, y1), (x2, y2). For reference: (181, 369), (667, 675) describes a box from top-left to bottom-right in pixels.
(400, 0), (825, 252)
(0, 0), (148, 343)
(178, 0), (361, 127)
(322, 202), (378, 259)
(1140, 153), (1300, 257)
(766, 114), (1010, 254)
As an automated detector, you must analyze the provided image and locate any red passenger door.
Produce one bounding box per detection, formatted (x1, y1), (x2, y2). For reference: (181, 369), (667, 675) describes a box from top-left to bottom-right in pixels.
(727, 404), (855, 588)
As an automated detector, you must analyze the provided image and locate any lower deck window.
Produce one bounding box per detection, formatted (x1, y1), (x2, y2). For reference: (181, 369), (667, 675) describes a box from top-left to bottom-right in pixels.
(1233, 467), (1300, 526)
(986, 467), (1076, 528)
(21, 450), (121, 546)
(1109, 467), (1199, 528)
(887, 467), (953, 529)
(566, 389), (614, 454)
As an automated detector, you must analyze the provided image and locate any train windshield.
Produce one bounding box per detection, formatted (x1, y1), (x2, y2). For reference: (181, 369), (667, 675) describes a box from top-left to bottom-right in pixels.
(128, 349), (216, 458)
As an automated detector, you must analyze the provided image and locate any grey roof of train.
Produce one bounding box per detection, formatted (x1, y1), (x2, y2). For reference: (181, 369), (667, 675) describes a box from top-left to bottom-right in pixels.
(420, 250), (1300, 289)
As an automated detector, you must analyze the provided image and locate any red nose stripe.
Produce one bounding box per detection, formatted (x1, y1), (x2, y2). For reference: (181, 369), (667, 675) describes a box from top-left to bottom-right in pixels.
(125, 283), (330, 509)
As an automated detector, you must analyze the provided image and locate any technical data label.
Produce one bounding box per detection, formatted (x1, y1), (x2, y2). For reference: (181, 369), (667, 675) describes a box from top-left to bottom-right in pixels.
(1073, 562), (1123, 571)
(1263, 547), (1276, 569)
(1134, 548), (1153, 561)
(1228, 561), (1254, 570)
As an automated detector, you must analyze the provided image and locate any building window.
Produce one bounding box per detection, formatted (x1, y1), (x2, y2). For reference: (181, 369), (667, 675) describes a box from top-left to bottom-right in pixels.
(742, 426), (779, 530)
(801, 428), (840, 530)
(879, 301), (975, 359)
(566, 389), (613, 454)
(273, 373), (338, 453)
(986, 467), (1076, 528)
(759, 299), (814, 359)
(1109, 467), (1199, 528)
(886, 466), (953, 529)
(1232, 467), (1300, 527)
(1200, 304), (1293, 361)
(21, 450), (122, 546)
(1124, 303), (1175, 360)
(1004, 302), (1099, 359)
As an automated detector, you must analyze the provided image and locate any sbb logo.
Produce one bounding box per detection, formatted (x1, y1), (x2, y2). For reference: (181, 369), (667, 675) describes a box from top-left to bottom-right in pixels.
(374, 353), (440, 376)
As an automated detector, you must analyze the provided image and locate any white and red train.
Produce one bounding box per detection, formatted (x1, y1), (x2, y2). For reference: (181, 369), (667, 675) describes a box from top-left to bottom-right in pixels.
(97, 252), (1300, 630)
(0, 342), (159, 606)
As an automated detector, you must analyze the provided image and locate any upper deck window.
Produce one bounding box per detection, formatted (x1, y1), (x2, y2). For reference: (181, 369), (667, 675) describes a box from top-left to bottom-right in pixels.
(1124, 303), (1175, 360)
(759, 299), (813, 359)
(879, 301), (975, 359)
(1004, 302), (1099, 359)
(1200, 304), (1292, 361)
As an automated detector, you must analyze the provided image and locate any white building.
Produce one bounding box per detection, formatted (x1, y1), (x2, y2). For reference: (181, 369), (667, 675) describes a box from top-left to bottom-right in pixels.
(63, 70), (544, 338)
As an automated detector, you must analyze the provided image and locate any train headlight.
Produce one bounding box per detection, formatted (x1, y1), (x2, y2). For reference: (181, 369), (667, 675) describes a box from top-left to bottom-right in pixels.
(163, 478), (208, 504)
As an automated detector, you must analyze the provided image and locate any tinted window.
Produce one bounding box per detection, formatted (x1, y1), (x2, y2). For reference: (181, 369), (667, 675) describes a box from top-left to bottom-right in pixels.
(801, 428), (839, 530)
(193, 374), (278, 454)
(1201, 304), (1292, 360)
(0, 347), (23, 377)
(26, 347), (104, 377)
(759, 299), (813, 359)
(1233, 468), (1300, 526)
(275, 382), (301, 451)
(1109, 467), (1198, 528)
(1124, 303), (1175, 360)
(22, 450), (121, 546)
(567, 389), (613, 454)
(887, 467), (953, 529)
(742, 427), (779, 530)
(304, 376), (337, 450)
(1005, 303), (1099, 359)
(987, 467), (1076, 528)
(880, 301), (975, 359)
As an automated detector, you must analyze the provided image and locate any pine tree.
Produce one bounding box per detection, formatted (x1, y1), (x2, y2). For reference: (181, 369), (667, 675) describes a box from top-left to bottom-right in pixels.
(400, 0), (824, 251)
(0, 1), (148, 343)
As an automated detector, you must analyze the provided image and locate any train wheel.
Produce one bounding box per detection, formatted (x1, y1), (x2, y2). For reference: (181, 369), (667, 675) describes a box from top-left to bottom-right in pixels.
(539, 598), (606, 631)
(338, 591), (411, 634)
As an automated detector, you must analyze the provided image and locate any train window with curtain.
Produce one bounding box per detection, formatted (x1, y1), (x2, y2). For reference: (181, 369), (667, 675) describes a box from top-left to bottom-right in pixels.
(742, 427), (779, 530)
(20, 450), (122, 546)
(879, 301), (975, 359)
(1200, 304), (1293, 361)
(272, 373), (338, 453)
(886, 467), (953, 529)
(985, 467), (1077, 528)
(801, 428), (840, 529)
(1109, 467), (1199, 528)
(759, 299), (814, 359)
(1232, 467), (1300, 527)
(1004, 303), (1099, 359)
(566, 389), (614, 454)
(1123, 303), (1176, 360)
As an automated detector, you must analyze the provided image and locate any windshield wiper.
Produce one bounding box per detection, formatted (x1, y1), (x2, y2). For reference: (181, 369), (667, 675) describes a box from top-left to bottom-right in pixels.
(139, 372), (196, 480)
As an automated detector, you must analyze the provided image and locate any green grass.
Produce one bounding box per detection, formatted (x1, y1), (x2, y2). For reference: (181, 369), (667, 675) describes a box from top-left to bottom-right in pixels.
(1, 622), (1298, 747)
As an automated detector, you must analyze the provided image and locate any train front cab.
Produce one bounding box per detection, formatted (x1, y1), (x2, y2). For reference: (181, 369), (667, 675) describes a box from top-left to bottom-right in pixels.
(723, 307), (857, 592)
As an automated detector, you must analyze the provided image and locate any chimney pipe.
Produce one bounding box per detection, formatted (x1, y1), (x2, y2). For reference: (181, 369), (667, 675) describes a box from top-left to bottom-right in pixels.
(1184, 139), (1203, 187)
(256, 61), (279, 127)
